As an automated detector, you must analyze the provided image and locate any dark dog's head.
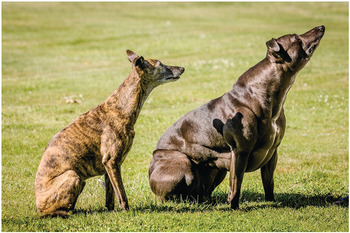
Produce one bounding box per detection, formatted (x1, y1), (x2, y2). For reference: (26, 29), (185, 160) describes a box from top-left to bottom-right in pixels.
(266, 25), (325, 72)
(126, 50), (185, 88)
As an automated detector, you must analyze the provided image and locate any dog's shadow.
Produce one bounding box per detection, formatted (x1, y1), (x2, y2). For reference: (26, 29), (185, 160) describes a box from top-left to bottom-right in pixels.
(133, 191), (348, 213)
(239, 191), (348, 211)
(70, 191), (347, 217)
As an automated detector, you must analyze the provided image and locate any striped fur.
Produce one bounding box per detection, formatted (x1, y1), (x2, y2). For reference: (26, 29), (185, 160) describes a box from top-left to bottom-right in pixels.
(35, 50), (184, 217)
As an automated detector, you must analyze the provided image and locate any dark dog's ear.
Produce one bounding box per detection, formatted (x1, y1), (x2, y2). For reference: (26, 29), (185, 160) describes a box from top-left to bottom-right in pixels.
(266, 38), (292, 63)
(126, 50), (139, 63)
(266, 38), (280, 53)
(213, 119), (224, 136)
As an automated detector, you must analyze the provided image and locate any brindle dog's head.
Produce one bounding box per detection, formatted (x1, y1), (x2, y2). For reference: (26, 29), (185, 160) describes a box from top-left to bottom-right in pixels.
(126, 50), (185, 88)
(266, 25), (325, 73)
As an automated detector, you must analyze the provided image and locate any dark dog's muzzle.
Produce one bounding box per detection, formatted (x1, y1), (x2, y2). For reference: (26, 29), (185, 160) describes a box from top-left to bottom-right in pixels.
(299, 25), (325, 56)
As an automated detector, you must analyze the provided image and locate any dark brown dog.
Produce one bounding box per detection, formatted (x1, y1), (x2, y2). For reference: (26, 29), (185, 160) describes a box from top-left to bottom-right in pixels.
(149, 26), (325, 209)
(35, 50), (185, 217)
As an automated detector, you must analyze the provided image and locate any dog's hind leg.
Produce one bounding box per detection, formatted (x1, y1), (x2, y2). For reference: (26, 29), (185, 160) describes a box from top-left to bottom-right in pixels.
(149, 150), (200, 201)
(35, 169), (85, 217)
(197, 166), (227, 200)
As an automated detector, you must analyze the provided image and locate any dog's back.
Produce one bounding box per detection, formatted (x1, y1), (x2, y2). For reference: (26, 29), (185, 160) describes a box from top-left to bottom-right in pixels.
(155, 95), (231, 159)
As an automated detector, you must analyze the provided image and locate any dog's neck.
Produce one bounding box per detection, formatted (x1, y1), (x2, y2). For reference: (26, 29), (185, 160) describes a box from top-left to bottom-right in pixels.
(234, 58), (297, 120)
(103, 69), (153, 125)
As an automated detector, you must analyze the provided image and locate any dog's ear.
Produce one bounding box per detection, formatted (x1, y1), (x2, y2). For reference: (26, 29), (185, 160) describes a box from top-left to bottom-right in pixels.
(126, 50), (148, 70)
(266, 38), (291, 63)
(266, 38), (283, 63)
(266, 38), (280, 53)
(213, 119), (224, 136)
(134, 56), (146, 69)
(126, 50), (139, 63)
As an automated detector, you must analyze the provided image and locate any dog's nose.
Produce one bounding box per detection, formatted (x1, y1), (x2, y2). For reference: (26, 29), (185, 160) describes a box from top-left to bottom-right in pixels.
(180, 67), (185, 73)
(318, 25), (325, 32)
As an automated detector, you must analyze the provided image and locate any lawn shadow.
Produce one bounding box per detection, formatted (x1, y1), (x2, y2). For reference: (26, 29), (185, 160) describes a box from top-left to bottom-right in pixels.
(272, 192), (348, 209)
(66, 206), (118, 217)
(214, 190), (349, 211)
(133, 190), (348, 213)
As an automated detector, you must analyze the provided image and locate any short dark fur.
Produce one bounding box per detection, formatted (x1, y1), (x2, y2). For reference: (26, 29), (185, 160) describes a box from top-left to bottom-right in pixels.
(35, 50), (185, 217)
(149, 26), (325, 209)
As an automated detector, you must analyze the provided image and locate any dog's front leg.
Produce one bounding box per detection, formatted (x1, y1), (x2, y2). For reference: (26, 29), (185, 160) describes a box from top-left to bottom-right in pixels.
(227, 148), (236, 204)
(101, 130), (129, 211)
(228, 149), (249, 210)
(260, 150), (278, 202)
(103, 160), (129, 211)
(105, 173), (115, 210)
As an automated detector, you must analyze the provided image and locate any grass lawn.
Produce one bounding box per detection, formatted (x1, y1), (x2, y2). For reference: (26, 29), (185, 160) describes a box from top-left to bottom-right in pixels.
(2, 2), (348, 232)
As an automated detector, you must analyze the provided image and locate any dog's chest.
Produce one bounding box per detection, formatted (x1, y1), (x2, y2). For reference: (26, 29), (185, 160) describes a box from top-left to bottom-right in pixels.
(247, 120), (283, 171)
(118, 128), (135, 162)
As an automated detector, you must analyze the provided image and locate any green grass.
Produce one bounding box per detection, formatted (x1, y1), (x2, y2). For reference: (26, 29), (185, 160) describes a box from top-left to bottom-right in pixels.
(2, 2), (348, 232)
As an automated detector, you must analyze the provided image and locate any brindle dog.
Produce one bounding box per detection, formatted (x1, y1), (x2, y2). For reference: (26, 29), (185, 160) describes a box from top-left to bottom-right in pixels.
(149, 26), (325, 209)
(35, 50), (185, 217)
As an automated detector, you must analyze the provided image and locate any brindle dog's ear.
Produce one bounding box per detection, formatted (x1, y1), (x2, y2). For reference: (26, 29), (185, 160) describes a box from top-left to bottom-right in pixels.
(126, 50), (139, 63)
(126, 50), (147, 69)
(136, 57), (154, 73)
(266, 38), (292, 63)
(134, 56), (145, 69)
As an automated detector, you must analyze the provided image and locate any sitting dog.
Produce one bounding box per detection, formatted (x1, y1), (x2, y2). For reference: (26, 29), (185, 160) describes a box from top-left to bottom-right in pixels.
(35, 50), (185, 216)
(149, 26), (325, 209)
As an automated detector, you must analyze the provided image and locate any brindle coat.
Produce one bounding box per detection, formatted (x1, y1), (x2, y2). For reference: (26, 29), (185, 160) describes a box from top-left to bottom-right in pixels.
(35, 50), (185, 217)
(149, 26), (325, 209)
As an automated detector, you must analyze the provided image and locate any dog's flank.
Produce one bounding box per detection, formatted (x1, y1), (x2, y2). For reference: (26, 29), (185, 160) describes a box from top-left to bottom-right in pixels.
(149, 26), (325, 209)
(35, 50), (185, 217)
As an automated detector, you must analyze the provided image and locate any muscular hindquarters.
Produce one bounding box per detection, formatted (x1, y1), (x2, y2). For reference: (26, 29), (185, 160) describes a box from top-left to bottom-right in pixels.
(35, 146), (89, 216)
(35, 167), (85, 216)
(149, 150), (227, 201)
(149, 150), (197, 200)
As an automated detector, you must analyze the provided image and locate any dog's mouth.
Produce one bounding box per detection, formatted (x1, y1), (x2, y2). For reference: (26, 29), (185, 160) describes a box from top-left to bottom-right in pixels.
(167, 76), (181, 80)
(163, 75), (182, 83)
(166, 66), (185, 81)
(306, 43), (318, 56)
(304, 34), (324, 56)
